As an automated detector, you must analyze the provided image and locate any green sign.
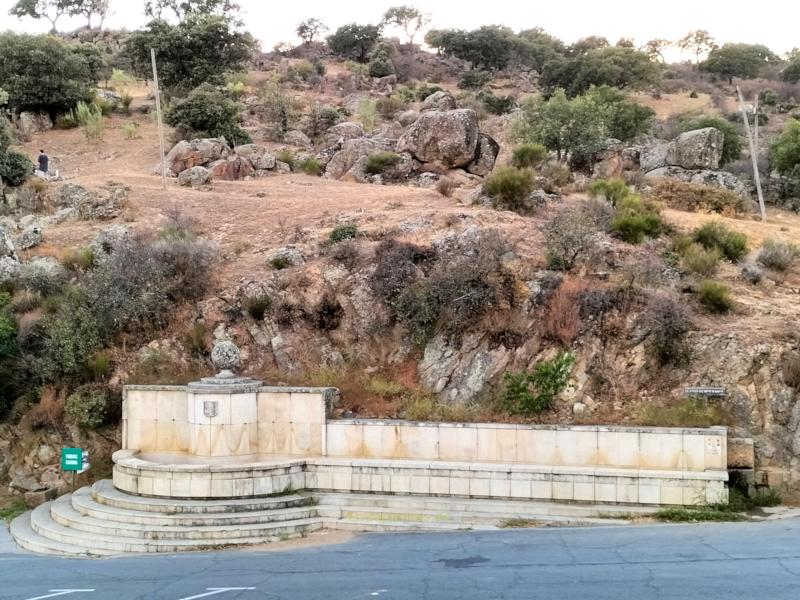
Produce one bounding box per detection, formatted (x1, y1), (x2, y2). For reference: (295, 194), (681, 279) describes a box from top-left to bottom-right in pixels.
(61, 448), (89, 473)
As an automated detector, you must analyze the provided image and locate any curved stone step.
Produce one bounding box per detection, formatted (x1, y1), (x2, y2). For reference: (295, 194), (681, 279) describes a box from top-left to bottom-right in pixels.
(91, 480), (310, 514)
(30, 503), (322, 553)
(10, 512), (116, 557)
(72, 487), (316, 528)
(50, 495), (320, 541)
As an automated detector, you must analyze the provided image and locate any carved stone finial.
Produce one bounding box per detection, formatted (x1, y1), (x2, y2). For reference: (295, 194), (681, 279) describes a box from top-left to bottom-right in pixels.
(211, 341), (241, 378)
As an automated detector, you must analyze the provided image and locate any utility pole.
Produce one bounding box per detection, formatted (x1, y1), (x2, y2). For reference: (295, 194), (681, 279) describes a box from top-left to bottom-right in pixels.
(736, 86), (767, 222)
(151, 48), (168, 190)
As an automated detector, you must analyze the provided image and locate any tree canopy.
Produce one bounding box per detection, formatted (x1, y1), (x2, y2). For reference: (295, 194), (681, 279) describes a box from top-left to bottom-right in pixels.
(295, 18), (327, 44)
(424, 26), (515, 71)
(144, 0), (240, 21)
(0, 32), (99, 115)
(327, 23), (382, 62)
(771, 120), (800, 177)
(381, 5), (429, 45)
(700, 43), (778, 83)
(678, 30), (716, 64)
(124, 15), (255, 92)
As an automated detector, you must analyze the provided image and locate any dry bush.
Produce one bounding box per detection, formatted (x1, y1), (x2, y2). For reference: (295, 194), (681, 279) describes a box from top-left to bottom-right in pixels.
(311, 292), (344, 331)
(435, 176), (456, 198)
(544, 278), (586, 346)
(639, 292), (693, 366)
(756, 240), (799, 272)
(650, 179), (746, 215)
(542, 202), (603, 271)
(781, 352), (800, 390)
(28, 386), (66, 429)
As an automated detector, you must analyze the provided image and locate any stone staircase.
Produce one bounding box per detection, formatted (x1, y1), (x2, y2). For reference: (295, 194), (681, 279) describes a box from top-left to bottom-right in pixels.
(10, 479), (653, 557)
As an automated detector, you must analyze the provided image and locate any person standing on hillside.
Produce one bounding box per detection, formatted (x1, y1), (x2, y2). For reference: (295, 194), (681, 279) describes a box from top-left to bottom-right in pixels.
(36, 149), (49, 178)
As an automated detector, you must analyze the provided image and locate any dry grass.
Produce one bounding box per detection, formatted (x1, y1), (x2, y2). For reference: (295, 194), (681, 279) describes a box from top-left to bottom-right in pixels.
(27, 386), (66, 429)
(544, 277), (586, 346)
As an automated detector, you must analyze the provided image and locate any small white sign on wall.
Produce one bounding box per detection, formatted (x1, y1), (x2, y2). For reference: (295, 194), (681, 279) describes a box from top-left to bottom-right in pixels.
(706, 437), (722, 456)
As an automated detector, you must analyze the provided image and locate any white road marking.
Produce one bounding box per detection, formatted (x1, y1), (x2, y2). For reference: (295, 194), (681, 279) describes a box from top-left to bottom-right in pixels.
(24, 590), (95, 600)
(176, 588), (256, 600)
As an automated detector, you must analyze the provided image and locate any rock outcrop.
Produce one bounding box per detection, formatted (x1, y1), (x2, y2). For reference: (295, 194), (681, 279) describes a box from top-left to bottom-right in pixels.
(665, 127), (724, 170)
(421, 91), (457, 112)
(50, 182), (126, 220)
(235, 145), (276, 171)
(208, 156), (254, 181)
(324, 138), (397, 180)
(467, 134), (500, 176)
(397, 109), (480, 169)
(162, 138), (230, 176)
(177, 166), (213, 187)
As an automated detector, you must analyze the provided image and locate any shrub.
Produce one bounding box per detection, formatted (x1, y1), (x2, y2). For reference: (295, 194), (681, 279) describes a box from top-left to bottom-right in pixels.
(375, 96), (407, 120)
(640, 293), (692, 366)
(65, 386), (108, 430)
(543, 278), (585, 346)
(650, 179), (745, 215)
(298, 157), (322, 176)
(458, 69), (492, 90)
(74, 100), (105, 142)
(369, 240), (436, 307)
(416, 83), (442, 101)
(589, 178), (631, 206)
(543, 203), (601, 271)
(356, 98), (378, 132)
(680, 115), (742, 166)
(305, 104), (341, 138)
(20, 261), (66, 297)
(269, 255), (290, 270)
(692, 222), (748, 262)
(166, 85), (251, 145)
(435, 177), (456, 198)
(680, 243), (721, 275)
(741, 262), (764, 284)
(330, 224), (359, 243)
(0, 150), (33, 187)
(697, 279), (733, 313)
(759, 88), (778, 107)
(121, 122), (140, 140)
(311, 293), (344, 331)
(477, 90), (516, 115)
(275, 149), (295, 168)
(771, 121), (800, 176)
(365, 151), (401, 175)
(483, 167), (536, 213)
(611, 195), (663, 243)
(0, 293), (16, 359)
(502, 352), (575, 415)
(538, 161), (573, 192)
(756, 239), (799, 271)
(368, 56), (394, 78)
(260, 83), (294, 136)
(511, 144), (548, 169)
(244, 293), (272, 321)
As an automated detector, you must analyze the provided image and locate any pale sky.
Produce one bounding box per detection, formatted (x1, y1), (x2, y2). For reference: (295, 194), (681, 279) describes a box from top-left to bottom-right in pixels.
(0, 0), (796, 59)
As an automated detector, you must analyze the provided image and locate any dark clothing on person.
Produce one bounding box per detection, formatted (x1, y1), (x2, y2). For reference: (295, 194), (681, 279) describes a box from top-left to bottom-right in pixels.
(38, 153), (49, 173)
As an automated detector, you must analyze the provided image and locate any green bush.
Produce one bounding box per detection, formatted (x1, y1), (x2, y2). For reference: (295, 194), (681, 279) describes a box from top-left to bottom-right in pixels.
(502, 352), (575, 415)
(483, 167), (536, 213)
(375, 96), (407, 119)
(589, 178), (630, 206)
(243, 293), (271, 321)
(681, 243), (721, 275)
(0, 150), (33, 187)
(364, 152), (401, 175)
(756, 239), (799, 271)
(330, 224), (359, 243)
(771, 120), (800, 176)
(697, 279), (733, 313)
(692, 222), (748, 262)
(74, 101), (105, 142)
(611, 195), (663, 243)
(0, 293), (16, 359)
(511, 143), (548, 169)
(298, 157), (322, 176)
(356, 98), (378, 133)
(680, 115), (742, 166)
(416, 84), (442, 101)
(165, 85), (252, 145)
(477, 90), (516, 115)
(759, 89), (778, 107)
(65, 385), (108, 430)
(458, 70), (492, 90)
(368, 57), (394, 78)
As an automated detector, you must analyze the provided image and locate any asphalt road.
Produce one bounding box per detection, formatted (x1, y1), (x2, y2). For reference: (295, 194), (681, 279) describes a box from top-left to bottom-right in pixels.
(2, 519), (800, 600)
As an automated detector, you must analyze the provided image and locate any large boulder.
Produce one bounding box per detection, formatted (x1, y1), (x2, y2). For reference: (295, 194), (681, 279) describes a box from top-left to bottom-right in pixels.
(666, 128), (724, 170)
(0, 226), (16, 259)
(177, 166), (213, 187)
(15, 225), (43, 250)
(325, 122), (365, 142)
(466, 133), (500, 176)
(15, 112), (52, 139)
(324, 138), (396, 180)
(421, 91), (457, 112)
(284, 130), (312, 148)
(50, 183), (124, 220)
(236, 144), (276, 170)
(639, 138), (670, 172)
(0, 256), (21, 284)
(208, 156), (254, 181)
(397, 109), (479, 169)
(645, 166), (750, 197)
(162, 138), (230, 176)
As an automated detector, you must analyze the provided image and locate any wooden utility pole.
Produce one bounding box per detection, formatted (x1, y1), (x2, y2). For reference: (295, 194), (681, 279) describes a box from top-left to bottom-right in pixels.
(151, 48), (168, 190)
(736, 86), (767, 222)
